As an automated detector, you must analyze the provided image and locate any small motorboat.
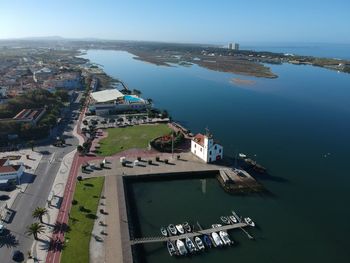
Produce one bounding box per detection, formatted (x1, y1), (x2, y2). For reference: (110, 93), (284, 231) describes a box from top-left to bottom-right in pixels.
(219, 231), (232, 245)
(160, 227), (168, 237)
(182, 222), (192, 233)
(176, 239), (187, 256)
(211, 232), (223, 247)
(194, 236), (205, 250)
(239, 153), (247, 158)
(211, 224), (222, 228)
(167, 241), (176, 256)
(176, 224), (185, 234)
(244, 217), (255, 227)
(203, 234), (212, 248)
(229, 215), (238, 224)
(220, 216), (230, 225)
(168, 224), (177, 235)
(185, 237), (196, 253)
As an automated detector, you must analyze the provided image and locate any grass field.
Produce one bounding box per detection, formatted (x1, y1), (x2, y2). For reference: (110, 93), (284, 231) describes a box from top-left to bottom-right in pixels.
(98, 124), (171, 156)
(61, 177), (105, 263)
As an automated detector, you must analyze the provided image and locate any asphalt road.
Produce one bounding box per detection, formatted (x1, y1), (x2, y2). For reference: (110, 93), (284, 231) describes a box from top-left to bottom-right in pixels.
(0, 95), (81, 262)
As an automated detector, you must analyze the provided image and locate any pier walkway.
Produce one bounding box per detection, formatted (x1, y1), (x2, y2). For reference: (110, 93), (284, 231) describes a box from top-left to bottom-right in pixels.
(130, 222), (247, 245)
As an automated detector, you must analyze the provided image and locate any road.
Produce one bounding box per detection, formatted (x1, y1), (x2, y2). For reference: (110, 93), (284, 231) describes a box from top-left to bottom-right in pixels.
(0, 93), (82, 262)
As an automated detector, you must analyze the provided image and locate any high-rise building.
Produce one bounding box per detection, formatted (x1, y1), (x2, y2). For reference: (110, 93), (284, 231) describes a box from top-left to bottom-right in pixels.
(228, 42), (239, 50)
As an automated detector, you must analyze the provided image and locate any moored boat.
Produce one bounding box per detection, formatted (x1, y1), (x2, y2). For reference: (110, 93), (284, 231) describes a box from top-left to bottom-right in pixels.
(167, 241), (176, 256)
(185, 237), (196, 253)
(182, 222), (192, 232)
(211, 224), (222, 228)
(238, 153), (247, 158)
(160, 227), (168, 237)
(194, 236), (205, 250)
(203, 234), (212, 248)
(219, 231), (232, 245)
(168, 224), (177, 235)
(176, 224), (185, 234)
(229, 215), (238, 224)
(211, 232), (223, 247)
(220, 216), (230, 225)
(244, 217), (255, 227)
(176, 239), (187, 256)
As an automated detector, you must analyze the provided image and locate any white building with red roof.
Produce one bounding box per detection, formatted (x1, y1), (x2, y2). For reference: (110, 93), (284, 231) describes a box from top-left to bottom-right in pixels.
(0, 158), (24, 184)
(191, 130), (223, 163)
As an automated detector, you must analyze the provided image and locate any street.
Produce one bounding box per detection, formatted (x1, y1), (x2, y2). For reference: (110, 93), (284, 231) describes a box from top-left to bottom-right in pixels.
(0, 93), (81, 262)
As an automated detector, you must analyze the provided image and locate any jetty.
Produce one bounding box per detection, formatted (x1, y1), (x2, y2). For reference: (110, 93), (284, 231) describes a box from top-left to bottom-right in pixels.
(217, 168), (263, 193)
(130, 222), (248, 245)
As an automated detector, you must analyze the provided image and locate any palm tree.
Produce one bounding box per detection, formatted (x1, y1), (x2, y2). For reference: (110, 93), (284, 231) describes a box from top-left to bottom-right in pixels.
(32, 207), (48, 223)
(26, 222), (45, 240)
(77, 145), (84, 154)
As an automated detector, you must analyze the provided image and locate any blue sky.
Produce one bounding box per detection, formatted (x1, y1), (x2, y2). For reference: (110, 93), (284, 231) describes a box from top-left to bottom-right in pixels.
(0, 0), (349, 44)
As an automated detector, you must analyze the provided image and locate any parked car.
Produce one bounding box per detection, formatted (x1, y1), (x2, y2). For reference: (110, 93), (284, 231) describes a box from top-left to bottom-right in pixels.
(0, 224), (5, 235)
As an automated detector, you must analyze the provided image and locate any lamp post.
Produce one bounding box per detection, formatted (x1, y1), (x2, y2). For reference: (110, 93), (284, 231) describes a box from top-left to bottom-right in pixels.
(171, 131), (174, 159)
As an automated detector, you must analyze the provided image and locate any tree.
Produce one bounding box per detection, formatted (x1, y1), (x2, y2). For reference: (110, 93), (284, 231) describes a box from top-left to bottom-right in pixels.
(55, 90), (69, 102)
(77, 145), (84, 154)
(26, 222), (45, 240)
(32, 207), (48, 223)
(132, 89), (141, 96)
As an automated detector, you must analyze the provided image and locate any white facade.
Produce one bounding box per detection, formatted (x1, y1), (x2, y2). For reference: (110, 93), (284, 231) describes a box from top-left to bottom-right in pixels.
(0, 159), (24, 183)
(191, 133), (223, 163)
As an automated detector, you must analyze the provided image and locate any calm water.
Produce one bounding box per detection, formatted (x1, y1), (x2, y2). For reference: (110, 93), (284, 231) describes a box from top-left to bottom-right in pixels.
(242, 43), (350, 59)
(82, 50), (350, 263)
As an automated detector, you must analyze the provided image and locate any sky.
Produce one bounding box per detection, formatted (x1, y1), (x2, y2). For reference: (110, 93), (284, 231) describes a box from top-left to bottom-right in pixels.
(0, 0), (350, 44)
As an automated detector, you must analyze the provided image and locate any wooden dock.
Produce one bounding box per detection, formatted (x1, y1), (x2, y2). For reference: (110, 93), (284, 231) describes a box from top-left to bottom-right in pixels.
(129, 222), (248, 245)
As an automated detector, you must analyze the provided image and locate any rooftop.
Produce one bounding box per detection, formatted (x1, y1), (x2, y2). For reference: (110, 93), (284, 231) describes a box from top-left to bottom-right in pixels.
(91, 89), (124, 103)
(0, 164), (22, 173)
(193, 133), (205, 146)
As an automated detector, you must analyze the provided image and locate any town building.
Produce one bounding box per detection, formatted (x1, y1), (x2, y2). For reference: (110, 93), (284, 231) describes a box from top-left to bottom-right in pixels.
(12, 108), (46, 125)
(89, 89), (150, 115)
(0, 158), (24, 184)
(33, 67), (55, 83)
(228, 42), (240, 50)
(191, 131), (223, 163)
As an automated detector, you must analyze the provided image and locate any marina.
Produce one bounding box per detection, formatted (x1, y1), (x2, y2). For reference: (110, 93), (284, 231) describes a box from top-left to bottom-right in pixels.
(130, 211), (255, 257)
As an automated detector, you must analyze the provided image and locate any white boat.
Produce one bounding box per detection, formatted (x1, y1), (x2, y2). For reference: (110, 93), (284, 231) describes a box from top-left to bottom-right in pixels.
(239, 153), (247, 158)
(211, 224), (222, 228)
(185, 237), (197, 253)
(168, 224), (177, 235)
(194, 236), (205, 250)
(176, 224), (185, 234)
(220, 216), (230, 224)
(167, 241), (176, 256)
(229, 215), (238, 224)
(244, 217), (255, 227)
(182, 222), (192, 232)
(219, 231), (232, 245)
(176, 239), (187, 256)
(211, 232), (223, 247)
(160, 227), (168, 237)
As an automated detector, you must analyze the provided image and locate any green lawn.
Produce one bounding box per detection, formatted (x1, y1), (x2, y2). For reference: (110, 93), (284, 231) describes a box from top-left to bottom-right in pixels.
(98, 124), (171, 156)
(61, 177), (104, 263)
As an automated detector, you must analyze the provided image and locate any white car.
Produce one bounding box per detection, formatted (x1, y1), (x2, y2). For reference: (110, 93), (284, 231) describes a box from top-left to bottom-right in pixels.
(0, 224), (5, 234)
